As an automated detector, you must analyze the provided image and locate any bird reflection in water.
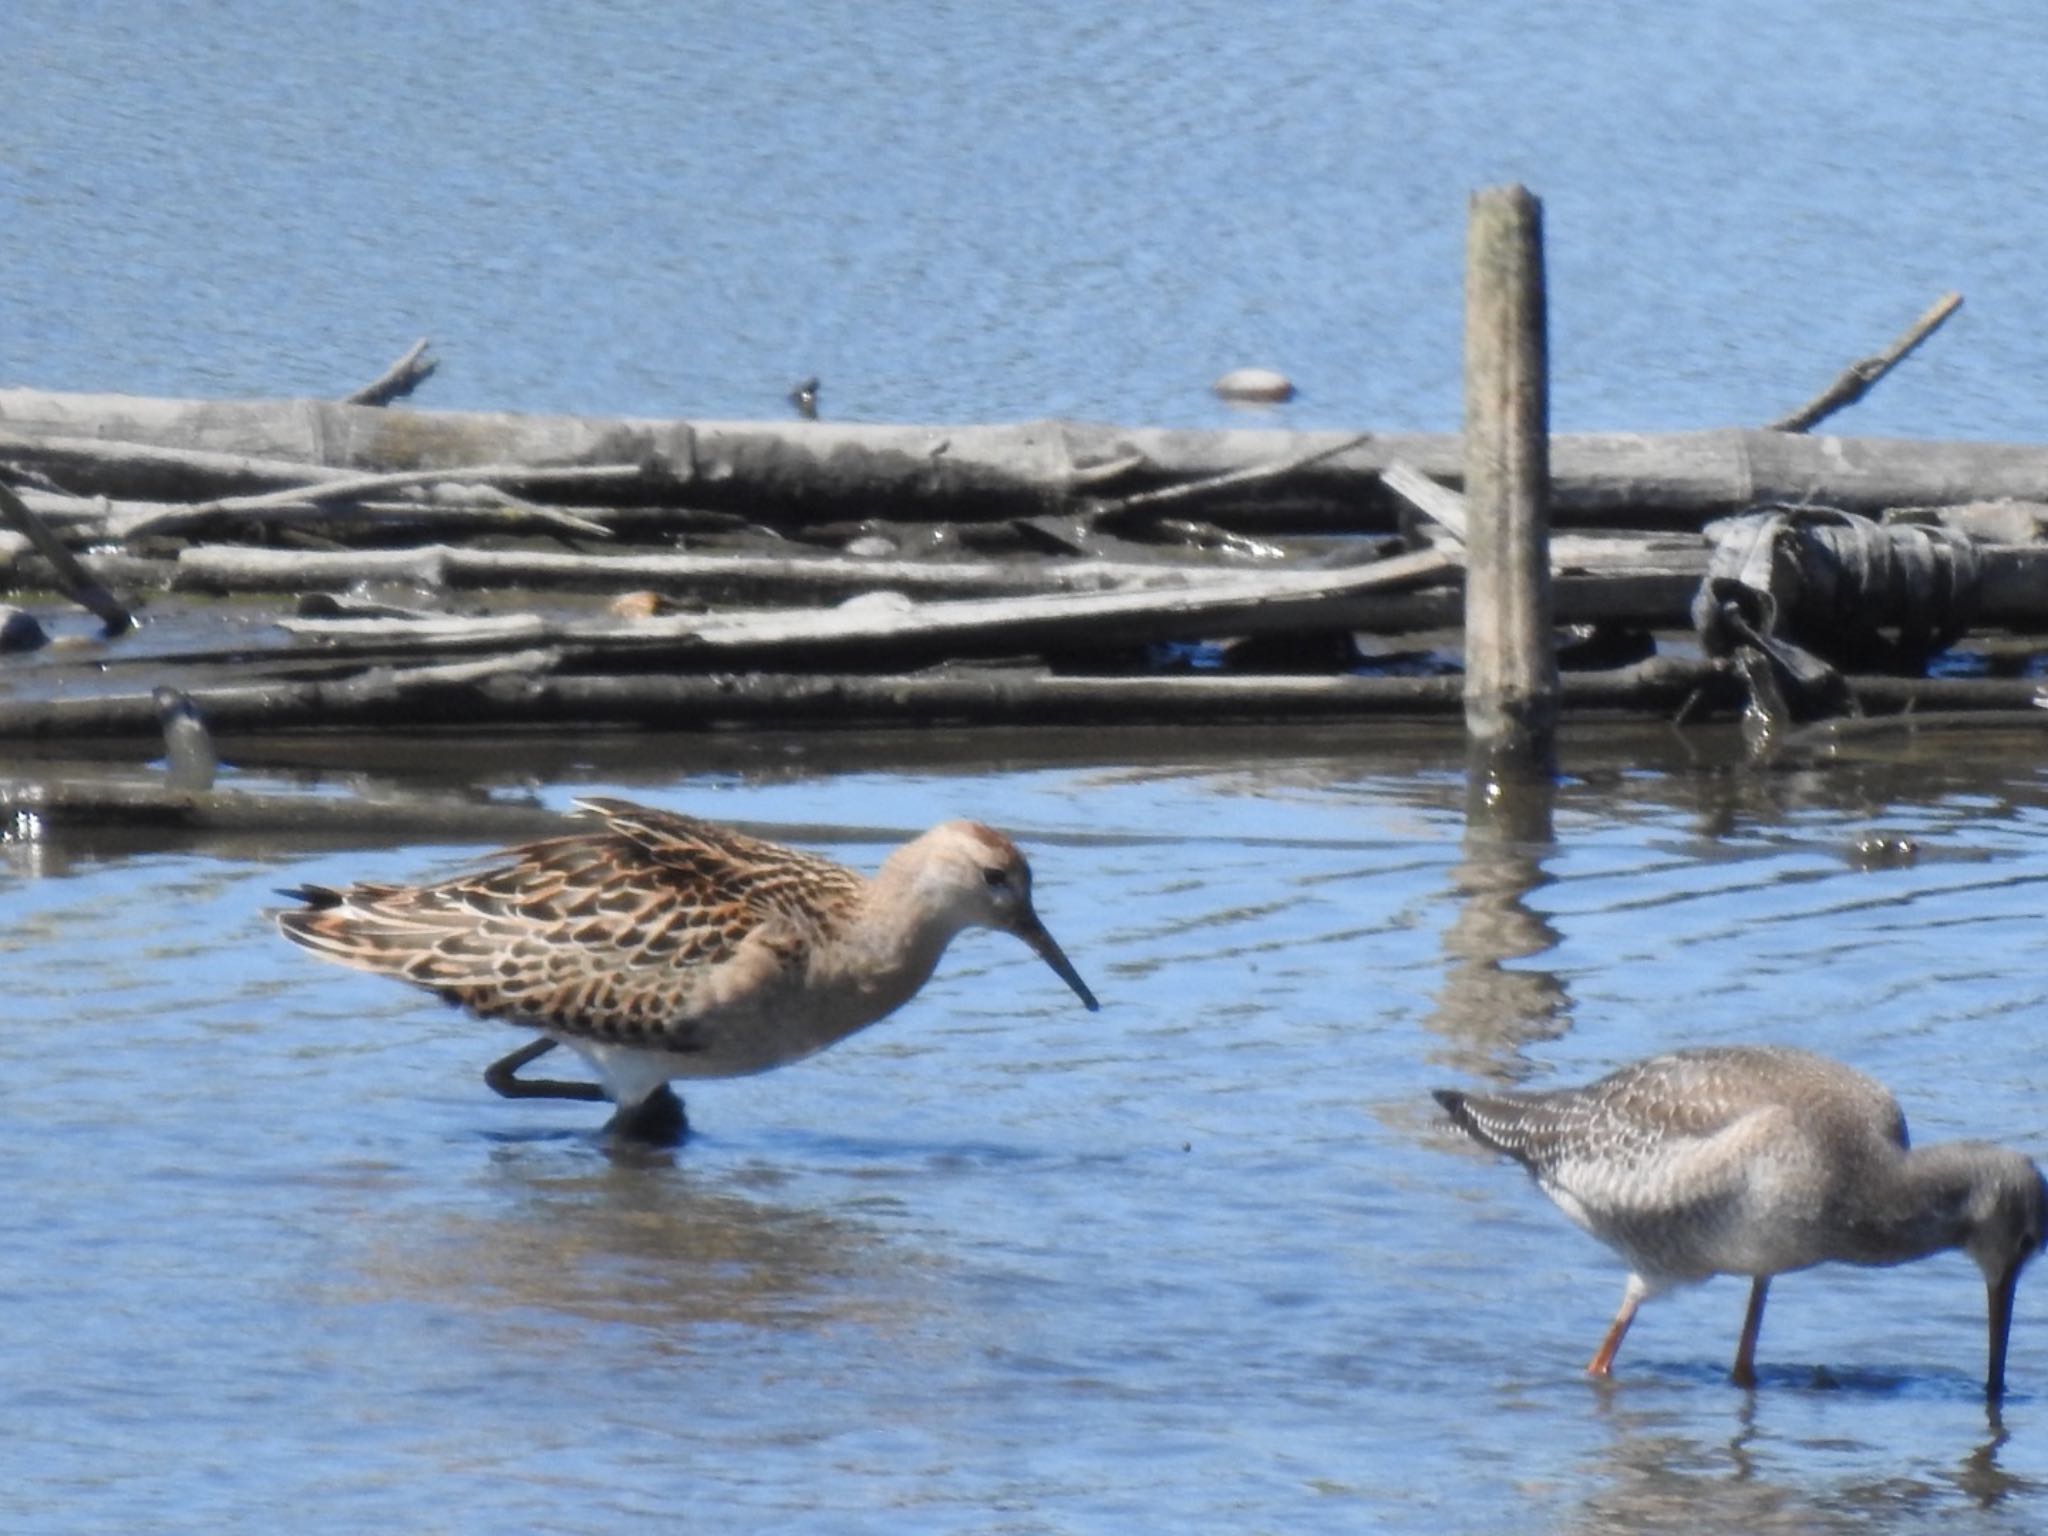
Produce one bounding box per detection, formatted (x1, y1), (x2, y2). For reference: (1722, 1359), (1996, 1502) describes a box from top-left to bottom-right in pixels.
(348, 1153), (909, 1340)
(1566, 1388), (2039, 1533)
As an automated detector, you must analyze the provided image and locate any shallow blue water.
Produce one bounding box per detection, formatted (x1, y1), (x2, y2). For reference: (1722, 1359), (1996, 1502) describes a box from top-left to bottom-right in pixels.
(5, 731), (2048, 1533)
(8, 1), (2048, 438)
(8, 3), (2048, 1530)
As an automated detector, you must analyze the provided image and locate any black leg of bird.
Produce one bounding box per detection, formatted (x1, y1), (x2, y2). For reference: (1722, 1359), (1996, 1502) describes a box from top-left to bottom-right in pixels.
(605, 1086), (689, 1147)
(483, 1037), (608, 1102)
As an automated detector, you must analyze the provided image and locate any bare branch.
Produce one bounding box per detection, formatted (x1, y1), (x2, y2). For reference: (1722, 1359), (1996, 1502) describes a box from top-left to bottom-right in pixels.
(0, 479), (134, 633)
(343, 338), (438, 406)
(1769, 292), (1963, 433)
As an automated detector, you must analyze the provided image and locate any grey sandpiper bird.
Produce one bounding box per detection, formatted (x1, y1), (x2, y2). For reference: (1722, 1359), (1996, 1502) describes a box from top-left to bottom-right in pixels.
(276, 798), (1098, 1144)
(1435, 1045), (2048, 1395)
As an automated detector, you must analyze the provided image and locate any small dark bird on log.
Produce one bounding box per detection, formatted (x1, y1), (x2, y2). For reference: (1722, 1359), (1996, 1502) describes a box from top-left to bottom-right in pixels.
(789, 376), (820, 420)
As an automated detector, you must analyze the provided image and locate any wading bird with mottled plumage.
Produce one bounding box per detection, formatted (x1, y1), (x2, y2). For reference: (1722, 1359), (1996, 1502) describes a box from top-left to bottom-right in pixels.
(276, 798), (1099, 1144)
(1435, 1045), (2047, 1397)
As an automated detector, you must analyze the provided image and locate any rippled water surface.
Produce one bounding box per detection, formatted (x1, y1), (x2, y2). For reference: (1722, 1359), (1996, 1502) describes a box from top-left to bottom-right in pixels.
(12, 1), (2048, 1530)
(11, 1), (2048, 438)
(4, 727), (2048, 1533)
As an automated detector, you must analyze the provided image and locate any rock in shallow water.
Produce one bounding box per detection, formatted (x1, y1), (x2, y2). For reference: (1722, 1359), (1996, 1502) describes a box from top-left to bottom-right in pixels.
(1212, 366), (1296, 403)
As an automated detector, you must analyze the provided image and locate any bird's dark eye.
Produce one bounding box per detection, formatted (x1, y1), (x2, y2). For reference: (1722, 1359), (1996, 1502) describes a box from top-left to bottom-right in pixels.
(982, 867), (1010, 889)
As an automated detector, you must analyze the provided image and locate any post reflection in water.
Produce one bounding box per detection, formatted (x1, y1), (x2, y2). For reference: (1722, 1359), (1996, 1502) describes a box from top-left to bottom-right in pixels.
(1427, 749), (1568, 1083)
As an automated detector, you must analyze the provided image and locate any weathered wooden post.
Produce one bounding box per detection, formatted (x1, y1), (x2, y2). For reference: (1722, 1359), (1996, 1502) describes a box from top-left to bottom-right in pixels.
(1449, 189), (1560, 1045)
(1462, 184), (1557, 770)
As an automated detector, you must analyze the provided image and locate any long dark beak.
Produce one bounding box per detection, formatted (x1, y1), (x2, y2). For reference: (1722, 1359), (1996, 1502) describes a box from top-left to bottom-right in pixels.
(1986, 1262), (2021, 1399)
(1017, 910), (1099, 1011)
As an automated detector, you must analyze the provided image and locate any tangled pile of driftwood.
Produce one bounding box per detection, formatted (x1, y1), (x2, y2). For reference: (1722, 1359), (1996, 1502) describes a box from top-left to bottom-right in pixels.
(7, 309), (2048, 770)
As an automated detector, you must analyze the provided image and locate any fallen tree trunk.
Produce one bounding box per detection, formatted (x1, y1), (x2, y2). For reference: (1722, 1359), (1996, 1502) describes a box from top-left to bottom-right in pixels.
(14, 389), (2048, 530)
(5, 486), (800, 547)
(154, 531), (2048, 638)
(171, 543), (1229, 600)
(0, 656), (1718, 737)
(107, 467), (629, 541)
(0, 777), (561, 838)
(0, 421), (659, 505)
(267, 548), (1462, 668)
(18, 523), (2048, 659)
(0, 775), (967, 850)
(8, 649), (2046, 741)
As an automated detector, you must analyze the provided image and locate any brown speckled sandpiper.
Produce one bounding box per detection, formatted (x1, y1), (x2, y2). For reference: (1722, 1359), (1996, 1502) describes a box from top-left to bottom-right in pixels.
(1436, 1045), (2047, 1396)
(278, 797), (1098, 1144)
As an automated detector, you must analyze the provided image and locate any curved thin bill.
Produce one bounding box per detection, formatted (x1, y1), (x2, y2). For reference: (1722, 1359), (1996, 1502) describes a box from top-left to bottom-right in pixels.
(1987, 1262), (2021, 1399)
(1018, 911), (1099, 1011)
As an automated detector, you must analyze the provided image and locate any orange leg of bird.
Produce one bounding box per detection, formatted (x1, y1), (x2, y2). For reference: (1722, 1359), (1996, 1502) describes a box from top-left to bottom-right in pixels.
(1731, 1276), (1769, 1389)
(1586, 1288), (1642, 1377)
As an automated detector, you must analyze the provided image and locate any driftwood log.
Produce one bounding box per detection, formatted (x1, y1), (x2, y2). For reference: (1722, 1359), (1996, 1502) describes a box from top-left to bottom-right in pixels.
(260, 548), (1460, 668)
(128, 530), (2048, 637)
(0, 657), (1709, 738)
(13, 389), (2048, 531)
(10, 361), (2048, 751)
(169, 543), (1235, 601)
(8, 654), (2048, 742)
(0, 775), (922, 848)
